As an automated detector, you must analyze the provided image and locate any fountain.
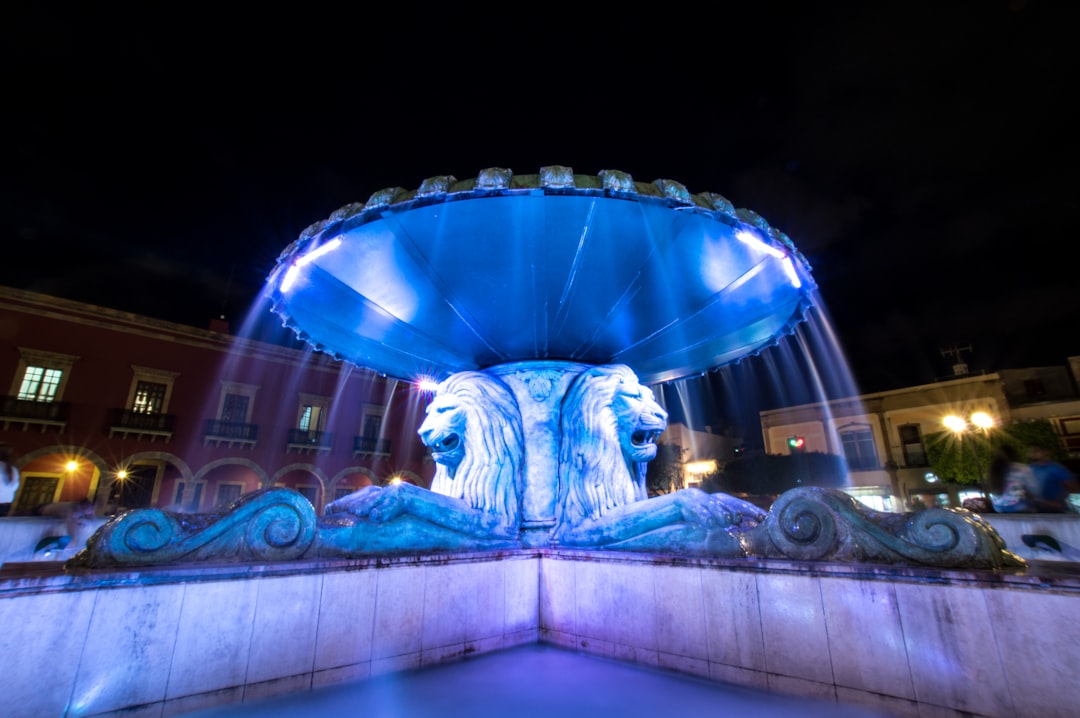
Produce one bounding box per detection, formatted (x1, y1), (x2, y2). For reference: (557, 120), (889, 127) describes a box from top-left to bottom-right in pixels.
(70, 167), (1019, 569)
(14, 168), (1079, 718)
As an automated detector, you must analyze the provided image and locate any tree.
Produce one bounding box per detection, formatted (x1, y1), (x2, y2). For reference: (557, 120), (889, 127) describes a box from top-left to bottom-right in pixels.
(646, 443), (687, 496)
(925, 418), (1062, 487)
(1006, 420), (1066, 460)
(923, 430), (996, 486)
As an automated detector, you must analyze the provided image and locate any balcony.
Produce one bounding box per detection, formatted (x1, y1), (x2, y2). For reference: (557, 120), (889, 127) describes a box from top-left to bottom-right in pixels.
(286, 428), (332, 454)
(352, 435), (391, 458)
(204, 419), (259, 449)
(108, 409), (176, 442)
(0, 396), (69, 432)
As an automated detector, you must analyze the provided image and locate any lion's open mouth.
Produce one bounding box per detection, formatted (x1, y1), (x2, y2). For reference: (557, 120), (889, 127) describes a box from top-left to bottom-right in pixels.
(631, 430), (661, 446)
(431, 433), (461, 454)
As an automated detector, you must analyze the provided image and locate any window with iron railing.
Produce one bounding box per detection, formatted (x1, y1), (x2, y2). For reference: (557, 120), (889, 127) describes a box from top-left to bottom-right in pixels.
(288, 394), (331, 450)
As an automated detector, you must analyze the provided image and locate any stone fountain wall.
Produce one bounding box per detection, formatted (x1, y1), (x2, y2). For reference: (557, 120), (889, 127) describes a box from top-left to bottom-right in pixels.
(541, 551), (1080, 718)
(2, 552), (1079, 718)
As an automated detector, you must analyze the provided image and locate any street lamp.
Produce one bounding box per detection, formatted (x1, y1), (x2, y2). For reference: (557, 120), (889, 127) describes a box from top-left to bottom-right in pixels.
(943, 415), (967, 434)
(970, 411), (994, 432)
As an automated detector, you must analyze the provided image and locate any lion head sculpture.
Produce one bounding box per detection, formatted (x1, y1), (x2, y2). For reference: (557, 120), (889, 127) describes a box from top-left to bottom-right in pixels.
(418, 370), (525, 533)
(555, 364), (667, 528)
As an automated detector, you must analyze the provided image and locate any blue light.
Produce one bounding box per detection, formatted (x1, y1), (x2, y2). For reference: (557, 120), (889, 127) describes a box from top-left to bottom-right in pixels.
(782, 257), (802, 288)
(267, 170), (819, 384)
(279, 237), (342, 292)
(735, 230), (785, 258)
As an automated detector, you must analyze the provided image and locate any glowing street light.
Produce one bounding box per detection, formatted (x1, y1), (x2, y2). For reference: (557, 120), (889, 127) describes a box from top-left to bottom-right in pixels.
(943, 412), (995, 435)
(943, 415), (967, 433)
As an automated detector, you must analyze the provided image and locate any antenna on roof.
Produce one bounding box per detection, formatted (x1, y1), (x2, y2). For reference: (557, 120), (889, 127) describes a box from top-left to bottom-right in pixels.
(940, 345), (973, 376)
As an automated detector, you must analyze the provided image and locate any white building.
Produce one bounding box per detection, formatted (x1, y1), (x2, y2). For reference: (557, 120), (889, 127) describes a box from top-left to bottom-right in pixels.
(758, 359), (1080, 512)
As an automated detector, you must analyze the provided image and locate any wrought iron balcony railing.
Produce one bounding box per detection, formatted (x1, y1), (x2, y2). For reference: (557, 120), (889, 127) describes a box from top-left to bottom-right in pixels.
(204, 419), (259, 448)
(108, 408), (176, 441)
(352, 435), (391, 457)
(286, 428), (333, 453)
(0, 396), (69, 431)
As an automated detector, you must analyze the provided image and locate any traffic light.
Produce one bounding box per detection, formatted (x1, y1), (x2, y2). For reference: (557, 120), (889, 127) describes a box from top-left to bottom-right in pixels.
(788, 436), (806, 452)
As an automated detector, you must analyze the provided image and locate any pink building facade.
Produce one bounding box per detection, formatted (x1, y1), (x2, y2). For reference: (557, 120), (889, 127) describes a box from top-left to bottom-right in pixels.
(0, 286), (432, 517)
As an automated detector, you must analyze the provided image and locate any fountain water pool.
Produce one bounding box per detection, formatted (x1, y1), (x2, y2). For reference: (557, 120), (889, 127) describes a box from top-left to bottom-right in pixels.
(182, 643), (893, 718)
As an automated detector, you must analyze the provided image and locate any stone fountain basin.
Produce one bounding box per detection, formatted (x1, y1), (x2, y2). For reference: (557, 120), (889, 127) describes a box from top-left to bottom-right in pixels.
(266, 170), (816, 384)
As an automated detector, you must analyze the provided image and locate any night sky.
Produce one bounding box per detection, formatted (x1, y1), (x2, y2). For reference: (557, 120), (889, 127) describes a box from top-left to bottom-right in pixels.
(4, 2), (1078, 432)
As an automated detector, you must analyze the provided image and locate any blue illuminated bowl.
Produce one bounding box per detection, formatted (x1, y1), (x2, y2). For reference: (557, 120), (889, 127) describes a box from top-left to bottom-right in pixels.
(266, 167), (817, 385)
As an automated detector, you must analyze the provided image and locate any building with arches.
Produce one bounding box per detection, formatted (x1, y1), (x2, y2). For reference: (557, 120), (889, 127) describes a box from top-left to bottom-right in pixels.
(0, 286), (432, 518)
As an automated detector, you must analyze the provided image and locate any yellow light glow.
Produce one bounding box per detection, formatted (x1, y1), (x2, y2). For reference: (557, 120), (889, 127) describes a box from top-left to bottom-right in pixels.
(65, 460), (79, 472)
(943, 415), (966, 433)
(388, 476), (403, 485)
(970, 411), (994, 430)
(116, 469), (128, 480)
(685, 460), (718, 475)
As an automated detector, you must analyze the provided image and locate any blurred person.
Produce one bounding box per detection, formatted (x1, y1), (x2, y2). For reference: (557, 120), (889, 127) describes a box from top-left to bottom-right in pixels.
(65, 499), (100, 547)
(0, 443), (19, 516)
(1028, 444), (1079, 513)
(35, 499), (101, 557)
(987, 444), (1038, 513)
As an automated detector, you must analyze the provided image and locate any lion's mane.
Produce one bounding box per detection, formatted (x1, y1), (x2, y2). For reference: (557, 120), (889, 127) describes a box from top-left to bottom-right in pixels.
(555, 364), (664, 528)
(420, 371), (525, 532)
